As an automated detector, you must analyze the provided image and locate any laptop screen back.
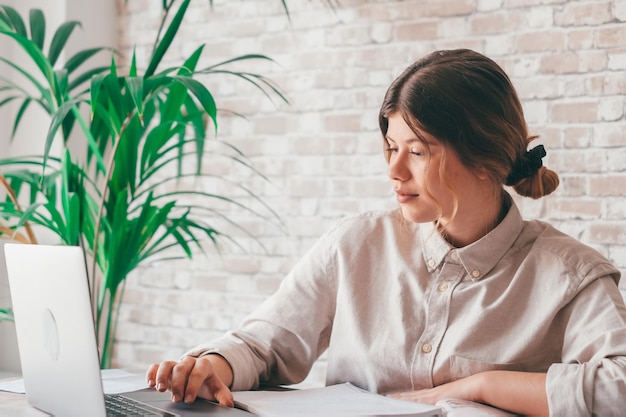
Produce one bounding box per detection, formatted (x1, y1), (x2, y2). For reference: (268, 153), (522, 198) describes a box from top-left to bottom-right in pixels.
(4, 243), (108, 417)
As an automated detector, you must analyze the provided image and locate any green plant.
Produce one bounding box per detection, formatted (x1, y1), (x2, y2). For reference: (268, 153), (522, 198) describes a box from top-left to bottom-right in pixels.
(0, 307), (12, 321)
(0, 1), (287, 368)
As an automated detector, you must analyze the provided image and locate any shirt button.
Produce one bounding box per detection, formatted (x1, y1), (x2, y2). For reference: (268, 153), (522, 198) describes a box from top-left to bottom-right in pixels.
(427, 259), (435, 268)
(450, 251), (459, 261)
(438, 283), (449, 292)
(422, 343), (432, 353)
(471, 269), (480, 279)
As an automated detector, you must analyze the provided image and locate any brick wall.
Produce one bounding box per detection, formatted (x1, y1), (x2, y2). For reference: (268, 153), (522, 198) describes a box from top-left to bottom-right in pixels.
(113, 0), (626, 382)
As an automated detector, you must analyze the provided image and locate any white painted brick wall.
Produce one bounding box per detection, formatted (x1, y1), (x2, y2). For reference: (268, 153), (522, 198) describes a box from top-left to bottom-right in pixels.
(113, 0), (626, 385)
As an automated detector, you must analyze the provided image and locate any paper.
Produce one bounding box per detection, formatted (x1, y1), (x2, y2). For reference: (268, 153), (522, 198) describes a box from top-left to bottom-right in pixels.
(100, 369), (150, 394)
(233, 382), (444, 417)
(0, 369), (148, 395)
(437, 398), (517, 417)
(0, 378), (24, 394)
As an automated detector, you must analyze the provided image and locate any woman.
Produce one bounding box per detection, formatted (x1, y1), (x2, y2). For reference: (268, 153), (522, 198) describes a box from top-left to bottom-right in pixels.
(147, 49), (626, 416)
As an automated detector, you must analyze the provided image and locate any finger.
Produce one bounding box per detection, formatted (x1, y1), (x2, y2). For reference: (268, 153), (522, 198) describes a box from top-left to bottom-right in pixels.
(202, 367), (233, 407)
(183, 357), (213, 403)
(146, 363), (159, 387)
(170, 357), (196, 402)
(212, 385), (234, 408)
(154, 360), (177, 392)
(187, 357), (233, 407)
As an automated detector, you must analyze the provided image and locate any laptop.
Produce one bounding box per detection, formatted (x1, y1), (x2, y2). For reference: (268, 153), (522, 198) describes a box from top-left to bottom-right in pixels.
(3, 243), (253, 417)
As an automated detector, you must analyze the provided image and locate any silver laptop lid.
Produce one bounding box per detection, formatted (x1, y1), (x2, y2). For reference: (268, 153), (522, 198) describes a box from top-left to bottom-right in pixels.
(4, 243), (107, 417)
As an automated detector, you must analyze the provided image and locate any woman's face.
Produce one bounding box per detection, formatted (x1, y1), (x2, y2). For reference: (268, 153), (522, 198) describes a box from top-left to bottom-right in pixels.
(385, 113), (482, 226)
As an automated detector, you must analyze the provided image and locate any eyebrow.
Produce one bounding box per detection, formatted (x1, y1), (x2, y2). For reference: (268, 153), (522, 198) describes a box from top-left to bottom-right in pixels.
(385, 135), (438, 147)
(385, 135), (421, 145)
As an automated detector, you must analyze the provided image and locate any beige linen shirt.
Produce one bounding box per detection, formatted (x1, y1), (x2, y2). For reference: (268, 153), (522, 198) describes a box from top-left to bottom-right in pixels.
(187, 199), (625, 416)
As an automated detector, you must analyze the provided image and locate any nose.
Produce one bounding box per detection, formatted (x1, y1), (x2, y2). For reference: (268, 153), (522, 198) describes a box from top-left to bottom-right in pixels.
(388, 152), (409, 183)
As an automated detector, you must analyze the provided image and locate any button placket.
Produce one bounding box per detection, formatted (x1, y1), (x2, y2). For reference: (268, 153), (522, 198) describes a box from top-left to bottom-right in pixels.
(411, 262), (465, 389)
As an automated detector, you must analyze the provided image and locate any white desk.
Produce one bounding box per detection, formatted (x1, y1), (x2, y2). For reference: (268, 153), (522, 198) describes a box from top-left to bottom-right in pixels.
(0, 372), (46, 415)
(0, 389), (48, 416)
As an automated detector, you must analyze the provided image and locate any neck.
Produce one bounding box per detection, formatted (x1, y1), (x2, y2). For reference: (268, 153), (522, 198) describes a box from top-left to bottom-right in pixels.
(437, 193), (508, 248)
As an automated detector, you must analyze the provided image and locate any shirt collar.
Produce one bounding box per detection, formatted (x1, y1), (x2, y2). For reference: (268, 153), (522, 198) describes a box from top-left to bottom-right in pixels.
(420, 194), (524, 281)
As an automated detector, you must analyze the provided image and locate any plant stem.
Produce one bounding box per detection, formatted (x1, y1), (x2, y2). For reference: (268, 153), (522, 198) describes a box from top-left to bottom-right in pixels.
(0, 171), (38, 244)
(108, 280), (127, 368)
(152, 1), (174, 60)
(91, 106), (137, 354)
(101, 287), (116, 369)
(0, 225), (31, 243)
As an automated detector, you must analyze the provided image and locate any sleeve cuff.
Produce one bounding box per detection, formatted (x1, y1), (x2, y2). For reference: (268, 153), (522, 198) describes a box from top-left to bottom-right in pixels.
(546, 363), (592, 416)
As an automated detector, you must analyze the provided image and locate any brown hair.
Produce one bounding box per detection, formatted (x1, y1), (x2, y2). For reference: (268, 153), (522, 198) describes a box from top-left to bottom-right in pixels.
(379, 49), (559, 200)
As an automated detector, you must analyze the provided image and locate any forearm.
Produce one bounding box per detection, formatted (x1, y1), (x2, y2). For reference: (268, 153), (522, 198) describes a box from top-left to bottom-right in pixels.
(474, 371), (548, 417)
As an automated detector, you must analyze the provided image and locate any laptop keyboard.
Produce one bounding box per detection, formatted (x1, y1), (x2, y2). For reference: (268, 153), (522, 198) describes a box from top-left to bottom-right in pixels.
(105, 394), (177, 417)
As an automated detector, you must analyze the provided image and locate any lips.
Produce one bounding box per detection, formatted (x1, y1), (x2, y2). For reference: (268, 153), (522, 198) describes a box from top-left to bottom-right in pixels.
(395, 191), (419, 203)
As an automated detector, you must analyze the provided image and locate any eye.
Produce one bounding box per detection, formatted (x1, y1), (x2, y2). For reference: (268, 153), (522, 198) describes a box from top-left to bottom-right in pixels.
(385, 146), (398, 154)
(410, 147), (424, 156)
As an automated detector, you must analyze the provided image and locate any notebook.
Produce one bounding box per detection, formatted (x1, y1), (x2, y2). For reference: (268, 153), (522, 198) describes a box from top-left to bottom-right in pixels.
(3, 242), (252, 417)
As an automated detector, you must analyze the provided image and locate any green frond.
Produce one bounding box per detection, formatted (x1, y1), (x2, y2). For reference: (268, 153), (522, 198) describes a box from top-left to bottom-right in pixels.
(28, 9), (45, 49)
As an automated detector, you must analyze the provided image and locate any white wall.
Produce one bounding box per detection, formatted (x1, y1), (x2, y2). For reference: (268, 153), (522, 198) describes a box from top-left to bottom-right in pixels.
(113, 0), (626, 377)
(0, 0), (118, 373)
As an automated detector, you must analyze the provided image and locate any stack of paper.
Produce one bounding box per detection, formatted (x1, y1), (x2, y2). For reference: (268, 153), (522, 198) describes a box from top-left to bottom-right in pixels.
(233, 383), (444, 417)
(233, 383), (518, 417)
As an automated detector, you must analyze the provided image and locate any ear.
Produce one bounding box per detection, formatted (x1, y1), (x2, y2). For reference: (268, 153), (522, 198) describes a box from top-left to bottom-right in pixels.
(474, 167), (490, 180)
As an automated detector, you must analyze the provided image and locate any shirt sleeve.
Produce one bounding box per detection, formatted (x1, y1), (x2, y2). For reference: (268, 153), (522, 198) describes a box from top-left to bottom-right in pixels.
(184, 229), (338, 391)
(546, 264), (626, 416)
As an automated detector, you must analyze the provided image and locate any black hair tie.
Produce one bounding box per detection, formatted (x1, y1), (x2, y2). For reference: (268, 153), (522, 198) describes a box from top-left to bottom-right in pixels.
(505, 145), (546, 186)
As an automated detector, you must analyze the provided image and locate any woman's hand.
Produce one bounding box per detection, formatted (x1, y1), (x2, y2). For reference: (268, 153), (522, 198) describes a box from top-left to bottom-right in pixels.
(146, 354), (234, 407)
(389, 371), (548, 417)
(388, 374), (480, 404)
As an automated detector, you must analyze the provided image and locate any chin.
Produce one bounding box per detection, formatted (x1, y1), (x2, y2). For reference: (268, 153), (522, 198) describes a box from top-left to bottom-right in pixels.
(399, 206), (437, 224)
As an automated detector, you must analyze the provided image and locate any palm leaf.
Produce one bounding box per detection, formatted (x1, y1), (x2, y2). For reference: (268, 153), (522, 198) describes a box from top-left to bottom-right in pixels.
(0, 8), (12, 31)
(125, 52), (144, 122)
(179, 44), (204, 75)
(0, 6), (26, 36)
(60, 150), (80, 245)
(65, 47), (111, 74)
(68, 65), (111, 92)
(140, 123), (185, 177)
(28, 9), (45, 49)
(0, 35), (58, 103)
(0, 95), (20, 109)
(110, 116), (141, 195)
(159, 80), (189, 123)
(48, 20), (82, 66)
(0, 58), (54, 105)
(55, 68), (69, 104)
(12, 202), (62, 240)
(45, 99), (105, 174)
(89, 72), (108, 119)
(145, 0), (191, 77)
(172, 76), (217, 131)
(11, 98), (31, 140)
(125, 76), (144, 122)
(201, 68), (288, 105)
